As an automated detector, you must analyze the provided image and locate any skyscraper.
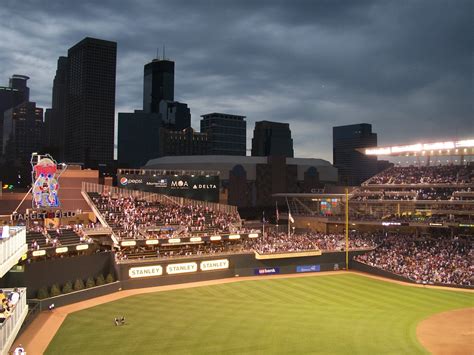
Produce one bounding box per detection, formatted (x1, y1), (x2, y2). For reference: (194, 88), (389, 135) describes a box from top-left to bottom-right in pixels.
(200, 113), (246, 156)
(45, 56), (68, 160)
(64, 37), (117, 167)
(160, 127), (209, 156)
(158, 100), (191, 131)
(119, 56), (192, 167)
(333, 123), (378, 186)
(251, 121), (294, 157)
(0, 75), (30, 157)
(143, 59), (174, 113)
(142, 57), (190, 130)
(2, 101), (43, 162)
(118, 111), (161, 168)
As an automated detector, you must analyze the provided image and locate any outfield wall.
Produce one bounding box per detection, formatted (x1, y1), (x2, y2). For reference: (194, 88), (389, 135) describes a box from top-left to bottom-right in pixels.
(350, 260), (416, 283)
(0, 252), (115, 298)
(116, 251), (368, 290)
(0, 251), (370, 300)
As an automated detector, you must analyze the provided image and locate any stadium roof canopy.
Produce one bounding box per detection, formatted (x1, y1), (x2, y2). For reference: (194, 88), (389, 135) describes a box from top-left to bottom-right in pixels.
(360, 138), (474, 157)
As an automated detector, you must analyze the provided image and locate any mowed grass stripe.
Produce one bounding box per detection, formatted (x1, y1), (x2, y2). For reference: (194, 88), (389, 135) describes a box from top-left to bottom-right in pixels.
(331, 274), (470, 311)
(45, 274), (473, 355)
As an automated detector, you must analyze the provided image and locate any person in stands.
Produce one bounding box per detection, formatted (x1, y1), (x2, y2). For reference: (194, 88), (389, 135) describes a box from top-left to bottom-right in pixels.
(8, 288), (20, 307)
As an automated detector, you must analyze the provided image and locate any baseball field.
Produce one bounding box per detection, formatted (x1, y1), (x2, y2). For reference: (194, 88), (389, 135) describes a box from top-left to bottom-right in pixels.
(42, 273), (473, 354)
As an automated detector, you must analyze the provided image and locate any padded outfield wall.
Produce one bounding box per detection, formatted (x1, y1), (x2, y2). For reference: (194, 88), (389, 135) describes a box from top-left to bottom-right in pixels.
(0, 252), (115, 298)
(116, 251), (368, 290)
(1, 251), (369, 300)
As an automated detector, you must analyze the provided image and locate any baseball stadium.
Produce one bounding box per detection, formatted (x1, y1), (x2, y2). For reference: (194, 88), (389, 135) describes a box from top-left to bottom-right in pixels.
(0, 139), (473, 355)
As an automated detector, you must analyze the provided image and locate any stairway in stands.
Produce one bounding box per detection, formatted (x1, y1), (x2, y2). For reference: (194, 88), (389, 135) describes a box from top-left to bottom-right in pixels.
(26, 231), (49, 249)
(48, 229), (81, 246)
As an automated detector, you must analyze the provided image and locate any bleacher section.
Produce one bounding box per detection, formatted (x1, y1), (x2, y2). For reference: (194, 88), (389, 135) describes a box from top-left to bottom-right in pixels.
(26, 230), (48, 250)
(87, 191), (241, 240)
(48, 229), (81, 246)
(362, 165), (473, 185)
(346, 164), (474, 225)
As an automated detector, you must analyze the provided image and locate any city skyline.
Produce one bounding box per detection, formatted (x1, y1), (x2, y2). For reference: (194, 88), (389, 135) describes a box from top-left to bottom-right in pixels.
(1, 0), (472, 162)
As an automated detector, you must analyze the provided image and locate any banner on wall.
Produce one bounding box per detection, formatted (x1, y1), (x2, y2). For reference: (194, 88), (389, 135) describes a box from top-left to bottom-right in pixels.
(200, 259), (229, 271)
(296, 265), (320, 273)
(117, 173), (220, 202)
(254, 267), (280, 275)
(129, 265), (163, 278)
(166, 262), (198, 275)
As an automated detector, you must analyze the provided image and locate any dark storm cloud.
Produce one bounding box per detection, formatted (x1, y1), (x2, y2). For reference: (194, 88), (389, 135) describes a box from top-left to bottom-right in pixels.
(1, 0), (472, 161)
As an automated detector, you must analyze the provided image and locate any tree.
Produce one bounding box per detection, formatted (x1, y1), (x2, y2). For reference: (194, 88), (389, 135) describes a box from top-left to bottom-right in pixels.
(37, 286), (49, 299)
(105, 273), (115, 283)
(96, 274), (105, 286)
(50, 283), (61, 297)
(73, 278), (85, 291)
(85, 277), (95, 288)
(62, 281), (73, 294)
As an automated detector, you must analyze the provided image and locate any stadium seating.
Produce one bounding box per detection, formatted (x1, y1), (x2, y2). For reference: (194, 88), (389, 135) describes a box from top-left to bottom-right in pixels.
(363, 165), (473, 185)
(47, 229), (81, 246)
(355, 234), (472, 286)
(87, 192), (240, 240)
(26, 230), (48, 250)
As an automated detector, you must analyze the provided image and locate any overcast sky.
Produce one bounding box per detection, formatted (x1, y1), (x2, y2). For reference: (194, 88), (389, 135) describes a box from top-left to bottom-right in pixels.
(1, 0), (472, 162)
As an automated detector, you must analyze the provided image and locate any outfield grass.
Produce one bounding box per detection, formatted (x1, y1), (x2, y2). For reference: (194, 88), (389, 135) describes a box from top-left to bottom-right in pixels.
(45, 274), (473, 354)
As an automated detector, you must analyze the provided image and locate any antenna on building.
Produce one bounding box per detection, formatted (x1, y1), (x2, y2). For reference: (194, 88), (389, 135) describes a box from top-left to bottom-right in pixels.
(156, 47), (159, 60)
(163, 45), (165, 60)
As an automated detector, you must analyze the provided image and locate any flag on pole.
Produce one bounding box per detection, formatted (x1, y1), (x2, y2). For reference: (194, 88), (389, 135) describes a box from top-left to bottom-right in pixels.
(288, 211), (295, 224)
(262, 211), (267, 224)
(275, 202), (279, 223)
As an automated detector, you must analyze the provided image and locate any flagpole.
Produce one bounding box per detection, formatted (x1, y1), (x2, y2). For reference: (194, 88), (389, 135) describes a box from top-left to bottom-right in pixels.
(262, 210), (265, 237)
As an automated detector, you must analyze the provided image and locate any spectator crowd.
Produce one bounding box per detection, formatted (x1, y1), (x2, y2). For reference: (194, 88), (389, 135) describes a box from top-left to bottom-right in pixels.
(90, 193), (240, 240)
(0, 288), (22, 324)
(355, 234), (473, 286)
(364, 165), (473, 185)
(116, 230), (378, 261)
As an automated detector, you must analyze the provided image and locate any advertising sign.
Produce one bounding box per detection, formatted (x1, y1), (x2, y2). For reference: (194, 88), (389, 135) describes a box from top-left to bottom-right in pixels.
(166, 262), (198, 275)
(200, 259), (229, 271)
(31, 154), (66, 209)
(129, 265), (163, 278)
(11, 210), (78, 221)
(254, 267), (280, 275)
(32, 250), (46, 257)
(296, 265), (321, 273)
(117, 173), (220, 202)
